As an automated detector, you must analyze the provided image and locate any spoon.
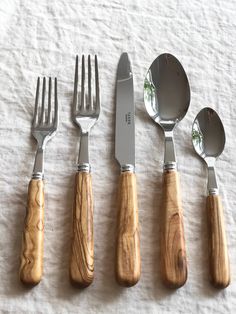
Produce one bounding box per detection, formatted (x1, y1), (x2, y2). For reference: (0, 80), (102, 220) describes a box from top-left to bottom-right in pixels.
(192, 107), (230, 288)
(144, 53), (190, 288)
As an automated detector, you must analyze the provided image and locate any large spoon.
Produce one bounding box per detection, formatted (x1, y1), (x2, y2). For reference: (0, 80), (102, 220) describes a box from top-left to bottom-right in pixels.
(192, 107), (230, 288)
(144, 53), (190, 288)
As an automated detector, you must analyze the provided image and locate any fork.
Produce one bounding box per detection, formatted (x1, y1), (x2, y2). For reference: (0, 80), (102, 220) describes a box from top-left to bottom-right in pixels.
(69, 55), (100, 287)
(19, 77), (58, 285)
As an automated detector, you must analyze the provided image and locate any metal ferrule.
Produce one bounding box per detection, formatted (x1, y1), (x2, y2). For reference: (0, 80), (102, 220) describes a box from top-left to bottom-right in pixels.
(77, 163), (91, 173)
(32, 172), (44, 180)
(121, 164), (135, 173)
(208, 188), (219, 195)
(164, 161), (177, 171)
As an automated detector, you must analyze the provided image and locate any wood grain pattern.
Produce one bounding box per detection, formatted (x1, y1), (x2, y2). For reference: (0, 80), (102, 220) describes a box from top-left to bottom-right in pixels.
(69, 172), (94, 287)
(19, 179), (44, 285)
(206, 195), (230, 288)
(116, 172), (140, 287)
(160, 170), (187, 288)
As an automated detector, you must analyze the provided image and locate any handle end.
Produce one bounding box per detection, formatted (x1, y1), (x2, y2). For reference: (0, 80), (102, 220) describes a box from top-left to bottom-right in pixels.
(115, 268), (140, 287)
(161, 259), (187, 289)
(69, 268), (94, 288)
(19, 268), (42, 286)
(211, 276), (230, 289)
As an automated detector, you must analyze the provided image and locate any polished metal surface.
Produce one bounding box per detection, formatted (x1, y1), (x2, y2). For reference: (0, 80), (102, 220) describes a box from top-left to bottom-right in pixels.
(115, 52), (135, 172)
(144, 53), (190, 170)
(192, 107), (225, 195)
(73, 55), (100, 172)
(31, 77), (58, 179)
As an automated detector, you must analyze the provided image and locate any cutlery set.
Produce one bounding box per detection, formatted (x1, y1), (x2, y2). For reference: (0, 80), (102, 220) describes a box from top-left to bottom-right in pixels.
(19, 53), (230, 290)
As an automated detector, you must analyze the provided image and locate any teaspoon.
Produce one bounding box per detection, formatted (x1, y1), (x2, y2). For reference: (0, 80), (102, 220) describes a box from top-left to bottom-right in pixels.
(192, 107), (230, 288)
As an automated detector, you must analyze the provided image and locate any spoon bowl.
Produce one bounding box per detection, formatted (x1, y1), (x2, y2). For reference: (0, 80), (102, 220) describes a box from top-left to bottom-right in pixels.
(192, 107), (225, 163)
(144, 53), (190, 132)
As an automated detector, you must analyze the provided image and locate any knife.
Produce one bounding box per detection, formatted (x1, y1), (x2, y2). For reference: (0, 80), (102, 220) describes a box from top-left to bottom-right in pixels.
(115, 52), (141, 287)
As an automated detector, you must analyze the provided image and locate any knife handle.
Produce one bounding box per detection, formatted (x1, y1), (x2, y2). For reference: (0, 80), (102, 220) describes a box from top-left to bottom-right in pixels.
(160, 170), (187, 288)
(116, 172), (141, 287)
(206, 195), (230, 288)
(69, 172), (94, 287)
(19, 179), (44, 285)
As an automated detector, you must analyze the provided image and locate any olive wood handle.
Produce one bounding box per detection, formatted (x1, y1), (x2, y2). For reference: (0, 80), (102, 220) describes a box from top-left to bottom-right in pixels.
(116, 172), (141, 287)
(160, 170), (187, 288)
(206, 195), (230, 288)
(69, 172), (94, 287)
(19, 179), (44, 285)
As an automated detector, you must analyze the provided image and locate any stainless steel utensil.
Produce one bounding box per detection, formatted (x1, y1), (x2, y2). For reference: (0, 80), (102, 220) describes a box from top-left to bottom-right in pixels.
(115, 52), (140, 287)
(69, 55), (100, 287)
(144, 53), (190, 288)
(192, 107), (230, 288)
(19, 77), (58, 285)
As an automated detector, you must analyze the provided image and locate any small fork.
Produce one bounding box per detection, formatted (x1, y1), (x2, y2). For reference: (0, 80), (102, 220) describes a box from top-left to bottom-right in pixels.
(69, 55), (100, 287)
(19, 77), (58, 285)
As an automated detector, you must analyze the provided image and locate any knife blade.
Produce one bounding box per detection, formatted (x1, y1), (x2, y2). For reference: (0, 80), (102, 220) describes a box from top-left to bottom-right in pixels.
(115, 52), (140, 287)
(115, 53), (135, 169)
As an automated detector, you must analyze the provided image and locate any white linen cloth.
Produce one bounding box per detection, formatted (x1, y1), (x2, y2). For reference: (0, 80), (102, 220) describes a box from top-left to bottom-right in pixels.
(0, 0), (236, 312)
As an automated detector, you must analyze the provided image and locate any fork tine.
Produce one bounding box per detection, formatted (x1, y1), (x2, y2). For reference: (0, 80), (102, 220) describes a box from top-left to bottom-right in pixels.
(88, 55), (92, 109)
(32, 77), (40, 127)
(73, 55), (78, 114)
(94, 55), (100, 114)
(39, 77), (46, 125)
(81, 55), (85, 110)
(47, 77), (52, 124)
(53, 78), (58, 128)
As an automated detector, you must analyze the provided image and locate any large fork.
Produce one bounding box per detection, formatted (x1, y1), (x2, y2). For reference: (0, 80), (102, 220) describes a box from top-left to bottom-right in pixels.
(19, 77), (58, 285)
(69, 55), (100, 287)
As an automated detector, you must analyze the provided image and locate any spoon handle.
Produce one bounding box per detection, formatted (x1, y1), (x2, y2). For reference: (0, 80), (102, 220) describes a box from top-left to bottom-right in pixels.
(206, 195), (230, 288)
(116, 172), (141, 287)
(160, 170), (187, 288)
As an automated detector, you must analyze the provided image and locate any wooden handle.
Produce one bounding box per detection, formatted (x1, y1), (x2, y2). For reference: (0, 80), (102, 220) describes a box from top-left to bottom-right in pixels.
(19, 179), (44, 285)
(206, 195), (230, 288)
(160, 170), (187, 288)
(116, 172), (140, 287)
(69, 172), (94, 287)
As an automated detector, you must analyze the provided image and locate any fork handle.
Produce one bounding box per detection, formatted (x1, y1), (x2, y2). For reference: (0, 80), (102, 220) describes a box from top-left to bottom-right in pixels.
(69, 172), (94, 287)
(206, 195), (230, 288)
(19, 179), (44, 285)
(116, 172), (141, 287)
(160, 170), (187, 288)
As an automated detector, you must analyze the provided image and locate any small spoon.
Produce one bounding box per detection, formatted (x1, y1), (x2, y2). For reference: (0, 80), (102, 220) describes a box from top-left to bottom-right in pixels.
(144, 53), (190, 288)
(192, 107), (230, 288)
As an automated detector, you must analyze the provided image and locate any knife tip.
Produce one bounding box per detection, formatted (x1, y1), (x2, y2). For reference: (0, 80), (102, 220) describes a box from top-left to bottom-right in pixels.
(119, 52), (129, 64)
(121, 51), (128, 57)
(117, 52), (132, 80)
